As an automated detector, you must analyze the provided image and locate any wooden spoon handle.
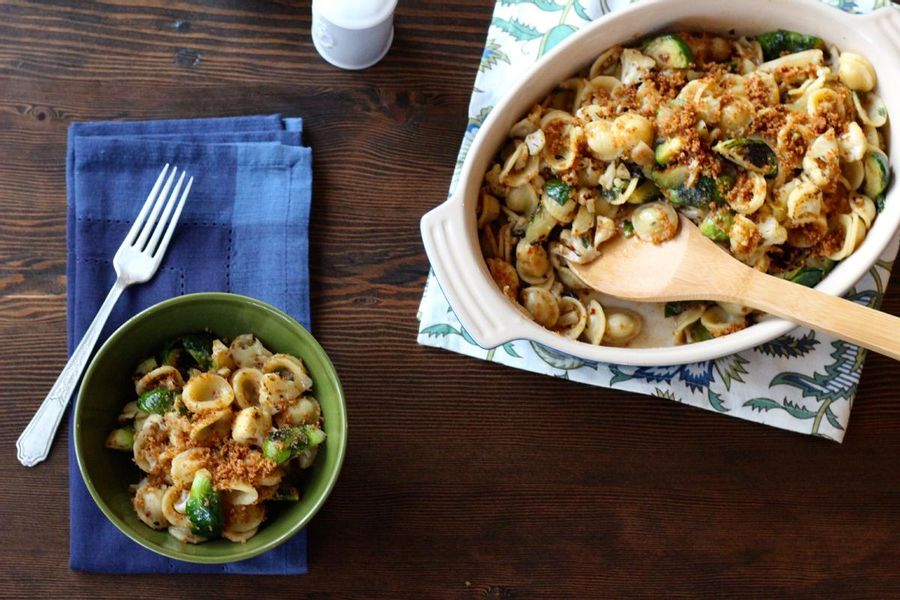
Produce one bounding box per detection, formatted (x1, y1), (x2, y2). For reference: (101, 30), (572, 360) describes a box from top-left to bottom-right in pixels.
(743, 270), (900, 360)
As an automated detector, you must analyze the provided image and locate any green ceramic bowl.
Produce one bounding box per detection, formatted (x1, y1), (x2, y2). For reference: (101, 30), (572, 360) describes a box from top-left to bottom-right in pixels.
(74, 292), (347, 563)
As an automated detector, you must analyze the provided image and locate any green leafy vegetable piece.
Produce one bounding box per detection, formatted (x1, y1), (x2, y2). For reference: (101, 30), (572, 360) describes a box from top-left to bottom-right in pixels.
(699, 209), (734, 242)
(545, 179), (571, 206)
(691, 323), (714, 342)
(863, 148), (891, 200)
(105, 428), (134, 451)
(186, 470), (223, 538)
(654, 137), (684, 166)
(159, 338), (184, 367)
(666, 176), (718, 208)
(712, 174), (736, 203)
(789, 268), (825, 288)
(181, 332), (216, 371)
(664, 301), (696, 318)
(782, 257), (834, 288)
(713, 138), (778, 177)
(650, 165), (690, 189)
(175, 393), (190, 416)
(272, 483), (300, 501)
(653, 165), (733, 207)
(262, 426), (327, 464)
(643, 34), (693, 68)
(262, 431), (294, 464)
(627, 180), (661, 204)
(137, 387), (175, 415)
(622, 220), (635, 238)
(757, 30), (824, 61)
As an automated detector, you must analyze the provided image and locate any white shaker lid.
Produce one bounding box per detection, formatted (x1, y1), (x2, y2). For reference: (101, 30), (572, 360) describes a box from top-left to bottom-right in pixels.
(312, 0), (398, 30)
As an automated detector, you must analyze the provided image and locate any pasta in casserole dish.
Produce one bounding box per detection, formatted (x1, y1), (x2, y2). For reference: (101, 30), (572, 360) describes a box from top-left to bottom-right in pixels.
(478, 30), (891, 347)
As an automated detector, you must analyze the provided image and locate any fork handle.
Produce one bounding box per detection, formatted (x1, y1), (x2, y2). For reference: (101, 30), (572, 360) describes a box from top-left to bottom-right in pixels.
(743, 270), (900, 361)
(16, 279), (128, 467)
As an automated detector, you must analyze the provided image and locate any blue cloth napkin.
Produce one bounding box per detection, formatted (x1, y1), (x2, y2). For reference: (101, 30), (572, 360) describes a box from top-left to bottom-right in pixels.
(66, 115), (312, 574)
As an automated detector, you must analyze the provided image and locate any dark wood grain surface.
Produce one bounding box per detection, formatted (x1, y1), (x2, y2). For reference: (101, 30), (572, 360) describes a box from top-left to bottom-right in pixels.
(1, 1), (899, 597)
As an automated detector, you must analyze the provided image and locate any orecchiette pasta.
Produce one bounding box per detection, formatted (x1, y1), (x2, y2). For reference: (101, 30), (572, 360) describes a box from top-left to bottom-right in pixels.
(556, 296), (588, 340)
(136, 366), (183, 395)
(220, 481), (259, 506)
(853, 92), (887, 128)
(521, 286), (560, 327)
(232, 406), (272, 446)
(263, 353), (314, 392)
(189, 407), (232, 444)
(182, 373), (234, 413)
(170, 448), (208, 486)
(478, 29), (890, 346)
(582, 299), (607, 345)
(700, 305), (749, 338)
(161, 485), (192, 530)
(259, 372), (303, 416)
(232, 367), (264, 409)
(631, 202), (678, 243)
(838, 52), (876, 92)
(222, 504), (266, 543)
(133, 479), (167, 530)
(275, 396), (322, 428)
(106, 332), (326, 544)
(500, 142), (541, 187)
(230, 334), (273, 369)
(602, 308), (643, 346)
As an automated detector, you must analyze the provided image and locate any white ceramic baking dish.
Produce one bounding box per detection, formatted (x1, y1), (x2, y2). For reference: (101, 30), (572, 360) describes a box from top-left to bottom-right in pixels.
(421, 0), (899, 366)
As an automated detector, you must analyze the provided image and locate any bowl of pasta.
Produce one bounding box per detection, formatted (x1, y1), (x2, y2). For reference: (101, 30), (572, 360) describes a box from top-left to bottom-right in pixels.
(74, 293), (347, 563)
(421, 0), (898, 366)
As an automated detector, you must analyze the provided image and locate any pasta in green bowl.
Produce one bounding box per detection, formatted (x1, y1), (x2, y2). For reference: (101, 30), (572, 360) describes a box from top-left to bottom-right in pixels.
(75, 293), (346, 564)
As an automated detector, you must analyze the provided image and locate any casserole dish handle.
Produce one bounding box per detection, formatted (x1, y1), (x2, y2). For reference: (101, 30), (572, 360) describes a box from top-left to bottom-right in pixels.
(857, 5), (900, 53)
(420, 197), (521, 349)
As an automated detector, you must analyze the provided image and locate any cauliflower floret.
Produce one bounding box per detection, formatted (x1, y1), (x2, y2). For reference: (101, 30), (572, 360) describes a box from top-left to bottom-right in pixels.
(619, 48), (655, 86)
(756, 214), (788, 246)
(838, 122), (866, 163)
(802, 129), (840, 191)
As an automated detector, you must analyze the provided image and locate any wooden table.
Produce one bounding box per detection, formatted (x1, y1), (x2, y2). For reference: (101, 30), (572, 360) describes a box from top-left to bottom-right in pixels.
(2, 1), (899, 597)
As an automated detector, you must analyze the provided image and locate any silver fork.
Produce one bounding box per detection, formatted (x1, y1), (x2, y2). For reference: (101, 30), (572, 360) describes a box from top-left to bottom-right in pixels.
(16, 164), (193, 467)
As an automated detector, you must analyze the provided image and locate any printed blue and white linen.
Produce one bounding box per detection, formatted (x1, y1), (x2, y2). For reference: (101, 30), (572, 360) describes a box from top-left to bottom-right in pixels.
(417, 0), (898, 442)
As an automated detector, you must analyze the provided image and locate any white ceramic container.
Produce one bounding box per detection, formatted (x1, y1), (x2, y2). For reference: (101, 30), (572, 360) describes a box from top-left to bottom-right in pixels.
(420, 0), (900, 366)
(312, 0), (397, 70)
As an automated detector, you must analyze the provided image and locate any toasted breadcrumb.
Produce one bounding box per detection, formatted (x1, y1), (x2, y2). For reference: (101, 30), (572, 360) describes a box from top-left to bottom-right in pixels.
(211, 440), (277, 489)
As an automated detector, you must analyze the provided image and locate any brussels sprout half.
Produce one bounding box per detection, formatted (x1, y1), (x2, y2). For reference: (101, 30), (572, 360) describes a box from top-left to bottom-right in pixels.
(713, 138), (778, 178)
(136, 387), (175, 415)
(263, 426), (327, 464)
(186, 469), (224, 538)
(757, 30), (824, 62)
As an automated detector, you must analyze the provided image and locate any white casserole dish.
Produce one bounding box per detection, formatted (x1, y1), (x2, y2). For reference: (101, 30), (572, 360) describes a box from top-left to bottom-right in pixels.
(421, 0), (899, 367)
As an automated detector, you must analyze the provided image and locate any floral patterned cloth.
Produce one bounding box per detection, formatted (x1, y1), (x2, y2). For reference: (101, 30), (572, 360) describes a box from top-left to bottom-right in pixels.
(417, 0), (897, 442)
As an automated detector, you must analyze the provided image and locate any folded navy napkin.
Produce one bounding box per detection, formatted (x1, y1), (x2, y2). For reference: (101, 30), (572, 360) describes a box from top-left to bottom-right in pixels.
(66, 115), (312, 574)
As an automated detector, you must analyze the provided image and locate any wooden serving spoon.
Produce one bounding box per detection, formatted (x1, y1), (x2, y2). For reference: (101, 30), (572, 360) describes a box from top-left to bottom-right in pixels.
(568, 216), (900, 360)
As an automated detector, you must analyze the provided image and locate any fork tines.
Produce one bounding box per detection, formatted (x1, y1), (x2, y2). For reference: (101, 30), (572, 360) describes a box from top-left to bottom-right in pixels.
(125, 163), (194, 257)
